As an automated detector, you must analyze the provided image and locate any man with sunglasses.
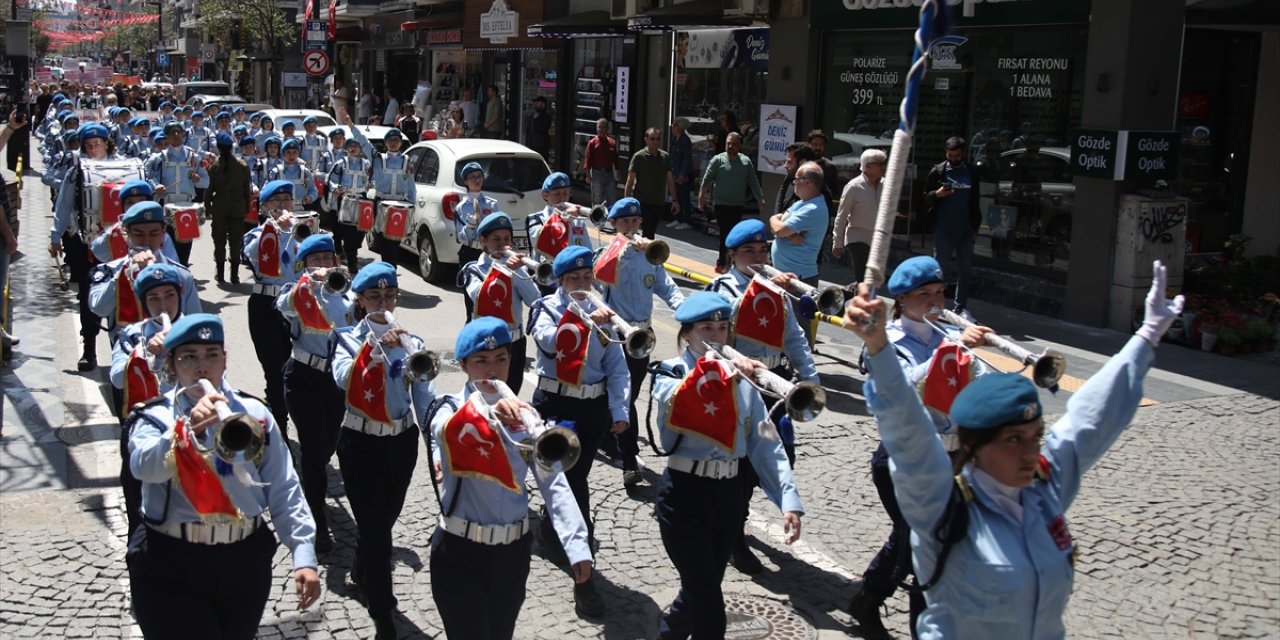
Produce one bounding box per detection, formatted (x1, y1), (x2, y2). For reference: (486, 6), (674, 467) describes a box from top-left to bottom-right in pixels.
(623, 127), (681, 240)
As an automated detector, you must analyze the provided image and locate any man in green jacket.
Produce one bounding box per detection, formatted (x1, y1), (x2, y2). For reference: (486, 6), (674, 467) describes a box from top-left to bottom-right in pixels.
(699, 132), (764, 272)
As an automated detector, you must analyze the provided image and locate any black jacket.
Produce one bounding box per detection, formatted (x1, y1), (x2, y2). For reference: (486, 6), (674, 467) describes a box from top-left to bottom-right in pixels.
(923, 160), (982, 234)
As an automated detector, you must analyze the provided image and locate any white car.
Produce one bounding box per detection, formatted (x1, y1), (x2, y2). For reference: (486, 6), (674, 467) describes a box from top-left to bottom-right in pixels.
(390, 139), (551, 283)
(259, 109), (337, 129)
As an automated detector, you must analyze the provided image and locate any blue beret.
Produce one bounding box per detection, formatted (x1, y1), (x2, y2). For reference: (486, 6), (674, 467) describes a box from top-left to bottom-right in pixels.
(725, 219), (769, 249)
(674, 291), (734, 324)
(459, 162), (484, 180)
(233, 123), (248, 134)
(53, 93), (66, 102)
(553, 245), (593, 278)
(477, 211), (513, 236)
(215, 132), (234, 148)
(150, 129), (166, 142)
(258, 180), (294, 204)
(159, 102), (173, 110)
(456, 317), (513, 361)
(352, 261), (398, 292)
(249, 113), (263, 121)
(233, 106), (246, 114)
(163, 121), (184, 132)
(190, 111), (205, 119)
(135, 263), (184, 298)
(129, 117), (148, 128)
(79, 123), (110, 142)
(303, 116), (318, 125)
(296, 234), (336, 263)
(263, 135), (282, 148)
(887, 256), (945, 297)
(62, 130), (81, 143)
(259, 115), (274, 123)
(191, 97), (205, 104)
(542, 172), (570, 192)
(329, 128), (347, 139)
(238, 136), (256, 148)
(383, 128), (404, 141)
(164, 313), (223, 350)
(181, 105), (194, 113)
(608, 197), (641, 220)
(119, 180), (154, 202)
(280, 120), (297, 130)
(117, 107), (132, 115)
(107, 107), (120, 117)
(121, 201), (165, 226)
(281, 138), (300, 152)
(214, 111), (231, 121)
(950, 373), (1042, 430)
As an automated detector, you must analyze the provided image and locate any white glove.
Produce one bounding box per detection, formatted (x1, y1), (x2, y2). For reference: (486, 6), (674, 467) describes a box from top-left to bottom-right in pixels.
(1135, 260), (1185, 347)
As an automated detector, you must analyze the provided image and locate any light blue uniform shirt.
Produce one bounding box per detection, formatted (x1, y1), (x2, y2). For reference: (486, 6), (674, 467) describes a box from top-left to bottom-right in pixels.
(598, 244), (684, 325)
(275, 278), (355, 358)
(328, 155), (370, 194)
(651, 351), (804, 515)
(527, 289), (631, 423)
(300, 133), (328, 170)
(454, 192), (499, 248)
(50, 153), (129, 245)
(426, 385), (592, 565)
(242, 223), (300, 286)
(91, 231), (180, 264)
(350, 126), (415, 202)
(255, 156), (283, 190)
(129, 381), (317, 571)
(144, 145), (209, 204)
(331, 321), (438, 426)
(88, 255), (202, 337)
(186, 124), (213, 156)
(267, 161), (319, 205)
(707, 268), (818, 383)
(41, 150), (76, 192)
(771, 196), (829, 279)
(864, 335), (1155, 640)
(109, 315), (173, 391)
(254, 128), (279, 149)
(864, 316), (989, 435)
(461, 253), (541, 338)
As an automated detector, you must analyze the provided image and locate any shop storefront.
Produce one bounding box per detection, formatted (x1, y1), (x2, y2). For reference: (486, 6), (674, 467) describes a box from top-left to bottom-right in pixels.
(360, 10), (419, 114)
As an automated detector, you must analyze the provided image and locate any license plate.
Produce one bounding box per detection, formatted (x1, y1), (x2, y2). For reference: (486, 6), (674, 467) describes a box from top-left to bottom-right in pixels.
(513, 236), (531, 250)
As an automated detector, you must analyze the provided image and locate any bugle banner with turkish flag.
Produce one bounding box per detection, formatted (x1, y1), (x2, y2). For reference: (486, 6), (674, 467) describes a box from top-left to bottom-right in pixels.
(592, 234), (628, 286)
(290, 275), (334, 333)
(553, 305), (591, 387)
(115, 266), (145, 325)
(733, 276), (788, 351)
(166, 417), (244, 523)
(535, 212), (570, 258)
(441, 396), (521, 493)
(665, 356), (741, 453)
(105, 224), (130, 260)
(920, 342), (973, 415)
(244, 198), (260, 225)
(346, 341), (393, 424)
(121, 350), (161, 419)
(475, 263), (516, 325)
(257, 222), (281, 278)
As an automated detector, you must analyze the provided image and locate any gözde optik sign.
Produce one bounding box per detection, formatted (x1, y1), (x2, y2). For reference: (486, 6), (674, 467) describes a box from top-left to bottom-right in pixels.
(1072, 129), (1178, 181)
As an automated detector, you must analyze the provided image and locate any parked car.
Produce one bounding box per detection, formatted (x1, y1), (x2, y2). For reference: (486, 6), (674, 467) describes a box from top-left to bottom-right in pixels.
(392, 139), (551, 283)
(259, 109), (337, 129)
(175, 81), (231, 101)
(987, 146), (1074, 247)
(828, 132), (894, 184)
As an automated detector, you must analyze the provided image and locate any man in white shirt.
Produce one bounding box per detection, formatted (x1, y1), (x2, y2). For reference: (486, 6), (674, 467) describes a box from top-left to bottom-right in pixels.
(459, 89), (478, 137)
(832, 149), (887, 284)
(382, 88), (399, 126)
(355, 87), (372, 123)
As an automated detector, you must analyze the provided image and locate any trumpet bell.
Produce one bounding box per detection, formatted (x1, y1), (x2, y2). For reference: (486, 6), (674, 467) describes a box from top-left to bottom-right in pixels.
(589, 204), (608, 227)
(1031, 350), (1066, 389)
(533, 262), (555, 286)
(815, 286), (846, 317)
(645, 240), (670, 265)
(533, 426), (581, 472)
(325, 268), (351, 294)
(214, 413), (266, 463)
(624, 328), (657, 360)
(407, 349), (440, 381)
(785, 381), (827, 423)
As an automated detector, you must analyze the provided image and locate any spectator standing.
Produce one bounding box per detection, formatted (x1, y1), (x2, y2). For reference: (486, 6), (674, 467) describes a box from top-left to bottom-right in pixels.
(666, 118), (694, 230)
(804, 130), (843, 199)
(624, 128), (681, 239)
(770, 162), (830, 347)
(396, 103), (421, 142)
(382, 88), (399, 126)
(923, 136), (981, 317)
(459, 89), (479, 137)
(773, 142), (827, 216)
(699, 132), (764, 272)
(482, 85), (505, 139)
(714, 111), (737, 155)
(36, 86), (53, 128)
(525, 96), (552, 159)
(832, 149), (887, 284)
(582, 119), (622, 208)
(355, 87), (373, 123)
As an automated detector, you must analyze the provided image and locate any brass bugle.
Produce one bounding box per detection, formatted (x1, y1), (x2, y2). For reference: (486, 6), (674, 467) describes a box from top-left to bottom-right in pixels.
(492, 249), (554, 286)
(749, 263), (846, 316)
(702, 341), (827, 422)
(554, 202), (607, 228)
(195, 378), (265, 463)
(370, 311), (441, 382)
(625, 233), (670, 265)
(568, 290), (657, 360)
(324, 266), (351, 294)
(479, 378), (581, 473)
(934, 308), (1066, 389)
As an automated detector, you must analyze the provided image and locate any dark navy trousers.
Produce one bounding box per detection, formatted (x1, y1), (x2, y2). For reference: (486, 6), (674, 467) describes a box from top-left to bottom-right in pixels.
(430, 527), (532, 640)
(657, 468), (745, 639)
(283, 358), (345, 537)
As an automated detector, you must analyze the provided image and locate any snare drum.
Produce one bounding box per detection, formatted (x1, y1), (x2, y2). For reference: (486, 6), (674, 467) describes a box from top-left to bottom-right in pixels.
(165, 204), (205, 242)
(338, 194), (361, 226)
(375, 200), (412, 241)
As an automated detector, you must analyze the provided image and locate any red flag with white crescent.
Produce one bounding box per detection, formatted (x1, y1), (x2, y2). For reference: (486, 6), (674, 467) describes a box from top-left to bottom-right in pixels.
(169, 417), (243, 521)
(554, 305), (590, 387)
(593, 233), (628, 286)
(733, 276), (787, 351)
(665, 356), (741, 452)
(921, 342), (973, 415)
(258, 222), (281, 278)
(535, 212), (570, 258)
(101, 182), (126, 224)
(106, 224), (130, 260)
(290, 275), (333, 333)
(173, 207), (201, 242)
(357, 200), (376, 232)
(346, 341), (393, 424)
(115, 266), (144, 325)
(382, 205), (408, 241)
(441, 396), (520, 493)
(121, 350), (161, 419)
(328, 0), (337, 38)
(475, 263), (516, 325)
(244, 198), (260, 225)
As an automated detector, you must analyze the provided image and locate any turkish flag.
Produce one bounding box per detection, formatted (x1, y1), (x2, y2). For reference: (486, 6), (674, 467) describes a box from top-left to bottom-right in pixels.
(100, 182), (126, 224)
(315, 177), (327, 201)
(734, 277), (788, 351)
(106, 224), (130, 260)
(535, 212), (570, 258)
(121, 349), (161, 419)
(442, 396), (520, 493)
(346, 341), (393, 424)
(357, 200), (376, 231)
(258, 222), (281, 278)
(244, 198), (260, 225)
(475, 263), (516, 325)
(921, 342), (973, 415)
(665, 356), (740, 453)
(115, 266), (144, 325)
(172, 417), (244, 521)
(593, 234), (628, 286)
(173, 207), (201, 242)
(291, 275), (333, 333)
(328, 0), (337, 38)
(382, 205), (408, 241)
(554, 305), (591, 387)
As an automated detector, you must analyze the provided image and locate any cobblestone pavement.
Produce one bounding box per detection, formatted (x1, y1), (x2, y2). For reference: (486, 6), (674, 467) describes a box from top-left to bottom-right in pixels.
(3, 157), (1279, 639)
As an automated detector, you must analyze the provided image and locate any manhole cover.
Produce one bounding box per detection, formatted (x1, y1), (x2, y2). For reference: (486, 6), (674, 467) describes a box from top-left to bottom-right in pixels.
(722, 592), (817, 640)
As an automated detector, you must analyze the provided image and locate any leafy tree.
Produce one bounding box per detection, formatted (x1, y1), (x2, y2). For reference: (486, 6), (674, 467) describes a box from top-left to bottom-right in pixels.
(195, 0), (295, 102)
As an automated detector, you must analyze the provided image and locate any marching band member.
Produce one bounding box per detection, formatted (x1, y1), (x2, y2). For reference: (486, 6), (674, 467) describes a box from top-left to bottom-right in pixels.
(207, 111), (234, 154)
(707, 218), (817, 574)
(268, 138), (319, 208)
(594, 197), (684, 487)
(150, 121), (211, 266)
(127, 118), (153, 158)
(41, 129), (79, 201)
(276, 234), (354, 554)
(527, 245), (629, 618)
(185, 110), (213, 161)
(204, 132), (254, 284)
(458, 212), (540, 395)
(526, 172), (594, 269)
(844, 262), (1182, 640)
(330, 262), (437, 639)
(300, 116), (329, 171)
(259, 136), (285, 189)
(155, 101), (176, 126)
(650, 291), (803, 638)
(254, 114), (278, 149)
(345, 113), (415, 271)
(126, 313), (321, 637)
(247, 112), (264, 140)
(89, 180), (180, 264)
(454, 161), (499, 316)
(240, 137), (263, 186)
(326, 136), (371, 273)
(425, 317), (593, 639)
(242, 180), (304, 438)
(279, 120), (298, 146)
(233, 105), (247, 127)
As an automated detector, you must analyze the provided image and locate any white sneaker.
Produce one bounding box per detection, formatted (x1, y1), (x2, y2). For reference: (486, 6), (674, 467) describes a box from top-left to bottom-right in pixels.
(674, 222), (692, 230)
(664, 220), (680, 228)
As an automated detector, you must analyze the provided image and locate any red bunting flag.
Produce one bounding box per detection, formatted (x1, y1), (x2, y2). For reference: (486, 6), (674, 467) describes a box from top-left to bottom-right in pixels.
(290, 275), (333, 333)
(105, 224), (130, 260)
(121, 349), (161, 419)
(665, 356), (741, 452)
(170, 417), (243, 521)
(441, 397), (520, 493)
(115, 266), (144, 325)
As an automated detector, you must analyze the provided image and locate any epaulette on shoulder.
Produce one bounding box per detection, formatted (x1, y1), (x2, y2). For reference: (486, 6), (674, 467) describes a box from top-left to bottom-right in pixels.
(233, 389), (267, 404)
(128, 395), (168, 416)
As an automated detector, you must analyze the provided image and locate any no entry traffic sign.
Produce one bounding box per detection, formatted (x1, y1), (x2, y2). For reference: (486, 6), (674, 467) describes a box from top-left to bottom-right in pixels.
(304, 50), (330, 76)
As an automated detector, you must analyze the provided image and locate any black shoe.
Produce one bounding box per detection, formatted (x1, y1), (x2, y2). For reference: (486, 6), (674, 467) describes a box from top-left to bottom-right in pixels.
(77, 348), (96, 372)
(215, 264), (225, 283)
(574, 579), (606, 618)
(622, 469), (643, 487)
(730, 537), (764, 575)
(847, 586), (891, 639)
(373, 613), (397, 640)
(229, 267), (241, 284)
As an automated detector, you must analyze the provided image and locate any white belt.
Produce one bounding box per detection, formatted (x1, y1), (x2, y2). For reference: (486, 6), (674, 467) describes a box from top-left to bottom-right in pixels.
(252, 283), (280, 297)
(756, 353), (784, 369)
(291, 346), (329, 371)
(939, 433), (959, 452)
(667, 455), (740, 480)
(342, 412), (413, 437)
(439, 515), (530, 546)
(148, 515), (264, 545)
(537, 377), (605, 399)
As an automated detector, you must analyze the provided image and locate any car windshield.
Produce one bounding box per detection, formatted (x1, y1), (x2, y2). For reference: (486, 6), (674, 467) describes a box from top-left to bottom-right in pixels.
(184, 84), (229, 98)
(455, 156), (550, 194)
